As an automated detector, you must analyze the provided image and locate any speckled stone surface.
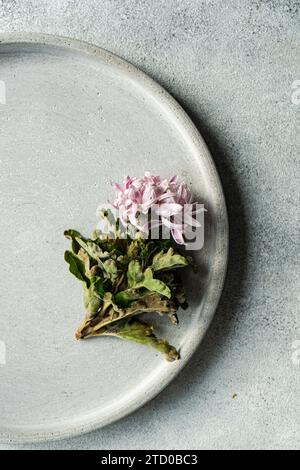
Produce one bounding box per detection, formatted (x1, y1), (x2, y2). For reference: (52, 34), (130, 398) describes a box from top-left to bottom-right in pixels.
(0, 0), (299, 450)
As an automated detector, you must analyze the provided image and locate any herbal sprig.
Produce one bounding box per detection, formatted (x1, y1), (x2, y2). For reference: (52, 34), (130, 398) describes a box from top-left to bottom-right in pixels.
(64, 173), (200, 361)
(64, 221), (191, 361)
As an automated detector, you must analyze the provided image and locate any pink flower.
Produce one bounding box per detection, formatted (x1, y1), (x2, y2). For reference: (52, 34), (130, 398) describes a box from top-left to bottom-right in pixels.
(113, 173), (201, 245)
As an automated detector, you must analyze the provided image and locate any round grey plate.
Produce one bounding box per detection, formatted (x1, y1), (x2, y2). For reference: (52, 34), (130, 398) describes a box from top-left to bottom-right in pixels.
(0, 34), (228, 443)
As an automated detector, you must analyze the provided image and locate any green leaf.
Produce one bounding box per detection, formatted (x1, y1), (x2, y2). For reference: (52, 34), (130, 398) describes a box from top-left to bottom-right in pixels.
(127, 260), (144, 287)
(64, 250), (89, 284)
(114, 289), (140, 308)
(77, 248), (91, 276)
(76, 239), (104, 260)
(83, 277), (106, 315)
(83, 286), (102, 315)
(64, 229), (85, 239)
(103, 259), (119, 283)
(96, 318), (180, 361)
(127, 261), (171, 298)
(90, 276), (106, 296)
(142, 268), (171, 298)
(64, 229), (87, 254)
(74, 238), (109, 274)
(76, 291), (113, 338)
(152, 248), (189, 272)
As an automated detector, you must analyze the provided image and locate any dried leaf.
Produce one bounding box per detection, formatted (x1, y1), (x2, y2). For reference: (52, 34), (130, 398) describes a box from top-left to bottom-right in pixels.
(64, 250), (89, 285)
(86, 317), (180, 361)
(152, 248), (189, 272)
(127, 261), (171, 298)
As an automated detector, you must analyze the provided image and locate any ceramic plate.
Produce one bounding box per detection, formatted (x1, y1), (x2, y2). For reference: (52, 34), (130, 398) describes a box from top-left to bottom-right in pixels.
(0, 34), (228, 443)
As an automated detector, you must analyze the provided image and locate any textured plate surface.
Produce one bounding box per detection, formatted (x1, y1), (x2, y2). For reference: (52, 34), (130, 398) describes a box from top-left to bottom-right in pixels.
(0, 34), (228, 443)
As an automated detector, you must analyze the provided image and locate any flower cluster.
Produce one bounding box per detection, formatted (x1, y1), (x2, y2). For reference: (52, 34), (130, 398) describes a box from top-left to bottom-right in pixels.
(113, 172), (201, 244)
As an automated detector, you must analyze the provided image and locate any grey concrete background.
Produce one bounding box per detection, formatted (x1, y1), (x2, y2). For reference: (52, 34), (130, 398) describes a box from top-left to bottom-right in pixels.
(0, 0), (299, 450)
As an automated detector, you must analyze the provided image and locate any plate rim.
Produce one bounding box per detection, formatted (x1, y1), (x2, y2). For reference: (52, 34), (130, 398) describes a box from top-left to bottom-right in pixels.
(0, 32), (228, 444)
